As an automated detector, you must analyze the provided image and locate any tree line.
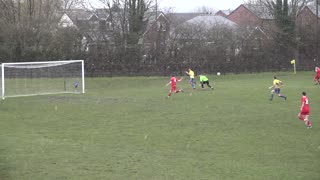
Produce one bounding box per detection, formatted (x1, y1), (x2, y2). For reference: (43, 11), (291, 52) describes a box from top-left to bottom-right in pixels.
(0, 0), (319, 76)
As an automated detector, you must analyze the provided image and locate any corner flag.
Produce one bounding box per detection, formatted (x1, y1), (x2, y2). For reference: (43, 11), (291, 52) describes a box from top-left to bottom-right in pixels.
(290, 59), (296, 74)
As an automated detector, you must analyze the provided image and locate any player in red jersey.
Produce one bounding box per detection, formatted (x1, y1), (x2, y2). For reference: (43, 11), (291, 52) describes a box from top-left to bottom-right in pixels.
(314, 66), (320, 84)
(298, 92), (312, 129)
(166, 75), (183, 97)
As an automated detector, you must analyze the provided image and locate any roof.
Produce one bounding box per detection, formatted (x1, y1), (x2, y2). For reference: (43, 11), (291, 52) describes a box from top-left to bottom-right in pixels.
(306, 5), (320, 17)
(184, 15), (237, 28)
(143, 11), (163, 28)
(63, 9), (95, 21)
(215, 10), (232, 16)
(142, 11), (167, 35)
(166, 13), (202, 26)
(175, 15), (237, 40)
(243, 4), (273, 20)
(95, 9), (109, 19)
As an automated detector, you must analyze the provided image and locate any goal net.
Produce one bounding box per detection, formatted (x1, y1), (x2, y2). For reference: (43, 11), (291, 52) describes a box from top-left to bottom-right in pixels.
(1, 60), (85, 99)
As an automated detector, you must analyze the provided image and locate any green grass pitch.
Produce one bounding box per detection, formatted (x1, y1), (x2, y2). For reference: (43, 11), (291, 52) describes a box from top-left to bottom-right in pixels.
(0, 72), (320, 180)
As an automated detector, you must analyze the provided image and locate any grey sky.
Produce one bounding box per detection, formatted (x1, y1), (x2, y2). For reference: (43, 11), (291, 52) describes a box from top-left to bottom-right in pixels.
(89, 0), (245, 12)
(158, 0), (245, 12)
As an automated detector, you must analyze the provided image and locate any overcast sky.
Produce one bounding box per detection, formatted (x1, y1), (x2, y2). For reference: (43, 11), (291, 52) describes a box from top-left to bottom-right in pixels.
(158, 0), (245, 12)
(89, 0), (245, 12)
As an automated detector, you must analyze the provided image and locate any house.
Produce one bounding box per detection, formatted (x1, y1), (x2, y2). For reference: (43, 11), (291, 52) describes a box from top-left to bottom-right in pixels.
(226, 4), (274, 51)
(58, 9), (112, 51)
(215, 10), (232, 18)
(297, 5), (320, 28)
(141, 12), (212, 46)
(296, 4), (320, 63)
(142, 12), (202, 41)
(227, 4), (273, 28)
(58, 9), (100, 28)
(141, 12), (203, 60)
(58, 9), (206, 52)
(142, 12), (170, 49)
(59, 8), (173, 52)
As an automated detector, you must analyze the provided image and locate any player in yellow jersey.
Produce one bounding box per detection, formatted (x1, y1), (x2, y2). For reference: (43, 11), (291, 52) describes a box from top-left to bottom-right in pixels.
(269, 76), (287, 101)
(186, 68), (196, 89)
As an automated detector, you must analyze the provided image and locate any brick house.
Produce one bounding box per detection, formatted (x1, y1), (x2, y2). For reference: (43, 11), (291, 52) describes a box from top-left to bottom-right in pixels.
(297, 5), (320, 28)
(227, 4), (273, 28)
(296, 4), (320, 64)
(226, 4), (275, 51)
(215, 10), (232, 18)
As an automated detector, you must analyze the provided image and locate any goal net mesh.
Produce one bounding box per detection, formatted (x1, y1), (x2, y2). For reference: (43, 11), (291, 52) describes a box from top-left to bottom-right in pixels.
(1, 60), (84, 98)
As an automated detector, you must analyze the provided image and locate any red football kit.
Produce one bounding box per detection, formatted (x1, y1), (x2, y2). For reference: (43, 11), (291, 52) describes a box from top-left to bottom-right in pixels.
(300, 95), (310, 115)
(170, 77), (177, 92)
(314, 67), (320, 80)
(317, 69), (320, 76)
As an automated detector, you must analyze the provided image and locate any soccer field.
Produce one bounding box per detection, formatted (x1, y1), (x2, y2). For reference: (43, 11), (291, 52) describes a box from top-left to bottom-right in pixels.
(0, 72), (319, 180)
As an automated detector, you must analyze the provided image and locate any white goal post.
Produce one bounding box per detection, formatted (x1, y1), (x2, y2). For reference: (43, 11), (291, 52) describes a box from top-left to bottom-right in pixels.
(1, 60), (85, 99)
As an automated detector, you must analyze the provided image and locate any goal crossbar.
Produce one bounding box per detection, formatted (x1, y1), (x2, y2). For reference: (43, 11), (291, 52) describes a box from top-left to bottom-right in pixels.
(1, 60), (85, 99)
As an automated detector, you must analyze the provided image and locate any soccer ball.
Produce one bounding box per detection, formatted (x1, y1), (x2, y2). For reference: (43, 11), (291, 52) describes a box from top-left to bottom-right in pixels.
(217, 72), (221, 76)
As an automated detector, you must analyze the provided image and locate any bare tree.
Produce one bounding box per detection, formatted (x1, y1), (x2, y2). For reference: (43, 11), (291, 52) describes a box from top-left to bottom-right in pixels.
(62, 0), (86, 9)
(193, 5), (215, 14)
(0, 0), (87, 62)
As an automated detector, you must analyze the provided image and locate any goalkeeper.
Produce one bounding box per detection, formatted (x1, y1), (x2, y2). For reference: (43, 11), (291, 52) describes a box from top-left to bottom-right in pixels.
(199, 74), (213, 90)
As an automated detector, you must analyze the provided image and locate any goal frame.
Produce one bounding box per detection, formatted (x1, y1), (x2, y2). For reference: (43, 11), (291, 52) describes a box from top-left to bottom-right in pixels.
(1, 60), (85, 99)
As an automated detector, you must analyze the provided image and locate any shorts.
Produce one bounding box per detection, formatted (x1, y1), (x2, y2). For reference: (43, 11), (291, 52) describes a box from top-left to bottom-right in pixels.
(300, 108), (310, 115)
(201, 81), (209, 85)
(171, 86), (177, 92)
(274, 88), (280, 94)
